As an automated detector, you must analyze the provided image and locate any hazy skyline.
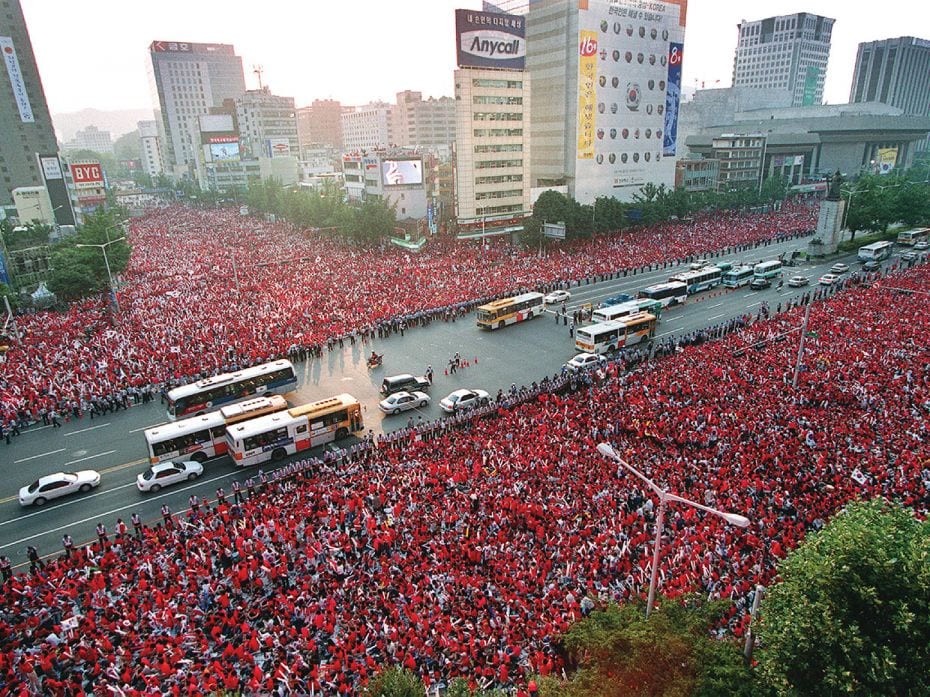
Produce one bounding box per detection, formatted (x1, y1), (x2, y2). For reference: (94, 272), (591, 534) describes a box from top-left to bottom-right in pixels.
(20, 0), (926, 117)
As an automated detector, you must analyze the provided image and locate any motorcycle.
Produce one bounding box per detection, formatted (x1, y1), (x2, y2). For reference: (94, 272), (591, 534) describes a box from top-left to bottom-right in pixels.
(367, 354), (383, 369)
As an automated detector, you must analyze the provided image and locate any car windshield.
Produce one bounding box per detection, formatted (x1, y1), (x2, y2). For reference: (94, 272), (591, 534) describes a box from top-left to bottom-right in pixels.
(142, 469), (155, 480)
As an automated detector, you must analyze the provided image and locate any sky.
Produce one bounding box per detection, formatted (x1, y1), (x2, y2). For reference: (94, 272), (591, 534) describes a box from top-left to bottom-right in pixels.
(20, 0), (926, 116)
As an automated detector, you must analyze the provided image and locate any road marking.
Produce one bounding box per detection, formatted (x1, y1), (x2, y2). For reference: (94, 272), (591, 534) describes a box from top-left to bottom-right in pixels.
(662, 316), (684, 322)
(62, 450), (116, 467)
(63, 423), (111, 436)
(13, 448), (66, 464)
(99, 458), (148, 475)
(128, 424), (162, 434)
(708, 314), (726, 320)
(747, 302), (761, 308)
(706, 302), (724, 309)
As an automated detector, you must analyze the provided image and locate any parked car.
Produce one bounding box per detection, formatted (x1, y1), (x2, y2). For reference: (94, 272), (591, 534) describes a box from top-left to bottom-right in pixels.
(566, 353), (600, 371)
(543, 289), (571, 305)
(439, 388), (490, 413)
(749, 276), (771, 290)
(914, 240), (929, 251)
(136, 460), (203, 493)
(862, 260), (881, 272)
(690, 259), (709, 270)
(902, 251), (919, 262)
(787, 275), (809, 287)
(830, 262), (849, 274)
(600, 292), (633, 307)
(379, 390), (430, 415)
(380, 374), (430, 396)
(819, 273), (839, 286)
(19, 470), (101, 506)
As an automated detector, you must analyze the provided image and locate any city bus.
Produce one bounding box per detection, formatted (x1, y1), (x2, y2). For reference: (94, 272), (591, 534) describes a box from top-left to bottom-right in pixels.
(226, 393), (364, 467)
(166, 359), (298, 420)
(592, 298), (663, 323)
(145, 395), (289, 464)
(476, 292), (545, 330)
(753, 260), (783, 280)
(638, 281), (688, 307)
(897, 228), (929, 246)
(857, 240), (894, 262)
(721, 265), (754, 288)
(574, 313), (657, 355)
(668, 266), (723, 294)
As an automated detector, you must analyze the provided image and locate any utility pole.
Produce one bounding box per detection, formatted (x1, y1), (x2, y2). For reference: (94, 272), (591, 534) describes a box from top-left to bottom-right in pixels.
(253, 65), (264, 91)
(792, 301), (812, 388)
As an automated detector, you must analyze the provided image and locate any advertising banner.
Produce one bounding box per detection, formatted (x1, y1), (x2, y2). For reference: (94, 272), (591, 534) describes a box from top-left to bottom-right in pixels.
(267, 138), (291, 158)
(0, 36), (34, 123)
(70, 162), (104, 185)
(877, 147), (897, 174)
(382, 159), (423, 186)
(37, 154), (76, 226)
(455, 9), (525, 70)
(802, 66), (820, 106)
(662, 42), (683, 157)
(577, 31), (598, 160)
(210, 141), (240, 162)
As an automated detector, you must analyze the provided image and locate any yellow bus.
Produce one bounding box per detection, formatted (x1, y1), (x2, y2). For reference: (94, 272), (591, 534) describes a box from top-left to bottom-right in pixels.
(226, 393), (363, 466)
(476, 291), (545, 330)
(574, 312), (657, 354)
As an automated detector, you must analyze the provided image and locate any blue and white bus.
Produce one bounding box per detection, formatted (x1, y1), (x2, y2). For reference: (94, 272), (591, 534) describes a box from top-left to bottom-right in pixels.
(638, 281), (688, 307)
(721, 266), (754, 288)
(857, 240), (894, 262)
(753, 260), (783, 280)
(668, 266), (723, 294)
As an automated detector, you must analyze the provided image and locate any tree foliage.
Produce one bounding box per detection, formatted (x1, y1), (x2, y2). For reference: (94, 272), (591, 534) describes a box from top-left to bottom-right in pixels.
(538, 598), (757, 697)
(47, 209), (131, 301)
(363, 667), (424, 697)
(757, 500), (930, 696)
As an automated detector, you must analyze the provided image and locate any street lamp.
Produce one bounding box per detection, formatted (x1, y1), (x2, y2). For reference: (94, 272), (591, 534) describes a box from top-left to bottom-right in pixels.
(76, 237), (126, 313)
(597, 442), (750, 617)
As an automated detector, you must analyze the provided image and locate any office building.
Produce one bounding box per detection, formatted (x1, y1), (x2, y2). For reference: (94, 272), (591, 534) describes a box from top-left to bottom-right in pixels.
(296, 99), (343, 152)
(138, 120), (165, 178)
(342, 102), (395, 151)
(61, 125), (113, 154)
(850, 36), (930, 152)
(732, 13), (834, 107)
(395, 90), (457, 159)
(234, 88), (298, 159)
(526, 0), (687, 203)
(148, 40), (246, 179)
(0, 0), (60, 208)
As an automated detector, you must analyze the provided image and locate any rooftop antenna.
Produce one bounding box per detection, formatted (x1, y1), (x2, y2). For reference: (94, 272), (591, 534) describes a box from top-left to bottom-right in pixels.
(253, 65), (264, 90)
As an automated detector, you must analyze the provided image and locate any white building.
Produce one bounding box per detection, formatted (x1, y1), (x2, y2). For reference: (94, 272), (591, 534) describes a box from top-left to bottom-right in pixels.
(138, 120), (164, 178)
(526, 0), (687, 203)
(395, 90), (456, 159)
(62, 125), (113, 154)
(12, 186), (54, 225)
(148, 40), (246, 179)
(234, 88), (299, 159)
(732, 13), (834, 107)
(341, 102), (395, 151)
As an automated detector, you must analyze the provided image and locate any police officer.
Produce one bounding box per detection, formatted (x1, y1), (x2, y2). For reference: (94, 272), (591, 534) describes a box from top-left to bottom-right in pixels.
(26, 545), (43, 572)
(95, 522), (108, 546)
(131, 512), (143, 538)
(62, 534), (75, 558)
(0, 555), (11, 582)
(161, 503), (173, 528)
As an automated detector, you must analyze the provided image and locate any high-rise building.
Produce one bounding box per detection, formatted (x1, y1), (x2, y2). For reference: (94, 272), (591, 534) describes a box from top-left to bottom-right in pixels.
(850, 37), (930, 152)
(234, 88), (298, 159)
(61, 125), (114, 154)
(148, 40), (246, 179)
(341, 102), (395, 151)
(526, 0), (688, 203)
(296, 99), (343, 152)
(395, 90), (457, 158)
(138, 120), (164, 178)
(0, 0), (60, 208)
(732, 13), (834, 107)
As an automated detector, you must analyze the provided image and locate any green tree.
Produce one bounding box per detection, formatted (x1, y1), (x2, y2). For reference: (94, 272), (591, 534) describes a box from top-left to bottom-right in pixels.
(446, 678), (509, 697)
(363, 667), (424, 697)
(892, 179), (930, 228)
(760, 176), (789, 205)
(538, 598), (757, 697)
(757, 500), (930, 696)
(46, 209), (131, 300)
(348, 197), (396, 244)
(2, 220), (52, 250)
(113, 129), (141, 162)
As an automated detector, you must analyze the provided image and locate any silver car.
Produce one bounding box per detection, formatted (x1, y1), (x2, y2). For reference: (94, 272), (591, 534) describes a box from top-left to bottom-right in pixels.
(379, 390), (430, 415)
(19, 470), (101, 506)
(136, 460), (203, 493)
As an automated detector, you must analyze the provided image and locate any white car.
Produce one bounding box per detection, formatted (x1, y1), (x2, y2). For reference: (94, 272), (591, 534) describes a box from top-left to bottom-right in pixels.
(829, 262), (849, 274)
(379, 390), (430, 415)
(787, 275), (809, 287)
(818, 273), (839, 286)
(136, 460), (203, 493)
(690, 259), (710, 270)
(19, 470), (101, 506)
(543, 290), (571, 305)
(913, 240), (928, 251)
(439, 388), (490, 413)
(566, 352), (600, 371)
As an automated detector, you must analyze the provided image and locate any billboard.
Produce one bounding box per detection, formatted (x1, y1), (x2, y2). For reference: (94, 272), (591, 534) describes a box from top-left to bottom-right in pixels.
(200, 114), (235, 133)
(0, 36), (34, 123)
(574, 0), (687, 203)
(209, 140), (241, 162)
(267, 137), (291, 158)
(877, 147), (898, 174)
(802, 66), (820, 106)
(37, 154), (76, 226)
(455, 9), (525, 70)
(382, 159), (423, 186)
(70, 162), (104, 185)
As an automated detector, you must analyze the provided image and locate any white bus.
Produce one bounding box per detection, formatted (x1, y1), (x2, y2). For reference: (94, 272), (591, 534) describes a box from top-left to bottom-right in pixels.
(638, 281), (688, 307)
(668, 266), (723, 294)
(145, 395), (289, 464)
(721, 265), (754, 288)
(753, 260), (783, 280)
(897, 228), (929, 246)
(574, 313), (657, 354)
(226, 393), (364, 467)
(591, 298), (663, 323)
(476, 292), (545, 330)
(857, 240), (894, 262)
(166, 359), (298, 420)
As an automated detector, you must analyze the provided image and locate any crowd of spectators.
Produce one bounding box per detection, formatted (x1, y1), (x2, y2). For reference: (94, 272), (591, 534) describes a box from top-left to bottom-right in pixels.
(0, 257), (926, 694)
(0, 202), (817, 430)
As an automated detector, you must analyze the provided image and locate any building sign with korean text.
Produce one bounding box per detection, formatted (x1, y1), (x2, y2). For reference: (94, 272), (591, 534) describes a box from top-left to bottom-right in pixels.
(0, 36), (34, 123)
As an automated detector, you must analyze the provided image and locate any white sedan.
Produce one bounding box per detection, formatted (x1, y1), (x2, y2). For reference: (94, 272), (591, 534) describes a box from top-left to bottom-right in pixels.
(818, 273), (839, 286)
(19, 470), (101, 506)
(566, 352), (600, 371)
(830, 262), (849, 274)
(136, 460), (203, 493)
(543, 290), (571, 305)
(379, 390), (430, 415)
(439, 388), (490, 413)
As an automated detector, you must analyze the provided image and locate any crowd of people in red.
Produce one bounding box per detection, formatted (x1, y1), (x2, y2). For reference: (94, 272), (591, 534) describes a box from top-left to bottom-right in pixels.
(0, 203), (817, 429)
(0, 244), (926, 694)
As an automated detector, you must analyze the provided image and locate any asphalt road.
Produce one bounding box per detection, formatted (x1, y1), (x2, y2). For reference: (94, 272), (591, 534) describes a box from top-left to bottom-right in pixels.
(0, 233), (913, 565)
